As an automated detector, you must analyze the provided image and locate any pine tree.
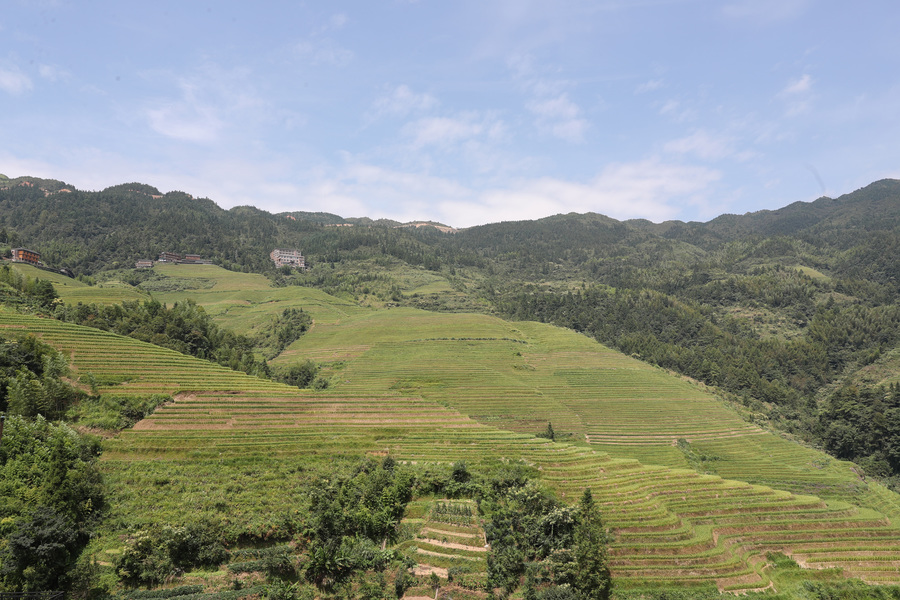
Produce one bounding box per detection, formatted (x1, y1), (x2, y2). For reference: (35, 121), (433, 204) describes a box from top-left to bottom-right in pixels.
(573, 488), (611, 600)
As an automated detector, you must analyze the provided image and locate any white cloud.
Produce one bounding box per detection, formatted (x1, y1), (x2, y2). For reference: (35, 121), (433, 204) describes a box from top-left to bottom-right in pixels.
(527, 93), (588, 142)
(0, 65), (32, 95)
(292, 158), (721, 227)
(329, 13), (348, 29)
(0, 153), (58, 181)
(508, 54), (589, 142)
(402, 113), (503, 148)
(294, 163), (471, 222)
(143, 66), (263, 143)
(664, 130), (735, 161)
(405, 117), (482, 147)
(547, 119), (589, 143)
(778, 73), (814, 116)
(371, 84), (438, 118)
(469, 159), (720, 225)
(294, 39), (354, 67)
(781, 73), (812, 96)
(527, 94), (580, 121)
(1, 144), (722, 228)
(658, 98), (696, 123)
(146, 81), (224, 143)
(38, 64), (68, 82)
(635, 79), (664, 94)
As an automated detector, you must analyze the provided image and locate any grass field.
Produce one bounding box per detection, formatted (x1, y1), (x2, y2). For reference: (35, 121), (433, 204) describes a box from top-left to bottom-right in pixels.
(5, 306), (900, 590)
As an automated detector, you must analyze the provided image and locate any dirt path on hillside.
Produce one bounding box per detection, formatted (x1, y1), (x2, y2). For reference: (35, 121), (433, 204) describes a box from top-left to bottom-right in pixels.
(421, 527), (481, 539)
(419, 538), (487, 552)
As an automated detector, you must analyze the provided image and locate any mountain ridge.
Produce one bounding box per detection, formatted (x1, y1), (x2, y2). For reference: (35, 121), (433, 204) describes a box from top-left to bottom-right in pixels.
(4, 173), (899, 234)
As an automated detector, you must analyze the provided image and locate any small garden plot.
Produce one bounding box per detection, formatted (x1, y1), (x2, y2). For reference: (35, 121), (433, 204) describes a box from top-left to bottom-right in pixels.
(398, 499), (488, 590)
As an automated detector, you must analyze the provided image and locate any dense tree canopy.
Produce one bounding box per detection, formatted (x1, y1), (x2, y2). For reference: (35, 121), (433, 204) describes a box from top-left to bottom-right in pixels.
(0, 416), (105, 592)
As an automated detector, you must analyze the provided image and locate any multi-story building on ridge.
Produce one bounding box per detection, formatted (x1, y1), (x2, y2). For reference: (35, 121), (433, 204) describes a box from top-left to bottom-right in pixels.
(270, 248), (305, 269)
(11, 248), (40, 266)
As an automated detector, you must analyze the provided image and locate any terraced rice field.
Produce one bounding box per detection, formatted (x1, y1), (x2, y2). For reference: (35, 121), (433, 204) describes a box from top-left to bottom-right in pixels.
(279, 308), (874, 500)
(7, 262), (148, 304)
(0, 308), (287, 395)
(5, 308), (900, 589)
(148, 264), (366, 337)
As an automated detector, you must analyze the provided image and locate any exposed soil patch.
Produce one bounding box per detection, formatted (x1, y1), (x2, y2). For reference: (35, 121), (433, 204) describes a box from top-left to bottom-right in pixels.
(412, 565), (447, 577)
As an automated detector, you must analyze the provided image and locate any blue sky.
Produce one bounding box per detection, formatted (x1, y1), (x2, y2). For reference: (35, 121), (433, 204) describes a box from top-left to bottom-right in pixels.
(2, 1), (899, 227)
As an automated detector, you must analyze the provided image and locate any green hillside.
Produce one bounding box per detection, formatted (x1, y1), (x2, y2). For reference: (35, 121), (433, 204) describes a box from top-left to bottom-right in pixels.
(91, 261), (900, 511)
(7, 177), (900, 597)
(139, 266), (888, 502)
(146, 263), (366, 336)
(5, 287), (900, 594)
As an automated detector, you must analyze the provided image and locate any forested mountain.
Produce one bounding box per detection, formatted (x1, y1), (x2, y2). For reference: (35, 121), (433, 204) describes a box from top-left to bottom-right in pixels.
(5, 175), (899, 288)
(5, 176), (900, 481)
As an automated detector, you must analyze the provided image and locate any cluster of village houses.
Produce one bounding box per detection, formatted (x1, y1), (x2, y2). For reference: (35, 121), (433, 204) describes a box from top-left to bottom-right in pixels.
(8, 247), (305, 271)
(139, 249), (304, 269)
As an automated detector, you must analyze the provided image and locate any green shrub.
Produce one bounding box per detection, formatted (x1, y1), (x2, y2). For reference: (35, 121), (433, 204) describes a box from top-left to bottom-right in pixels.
(116, 522), (229, 587)
(67, 394), (170, 430)
(0, 506), (80, 592)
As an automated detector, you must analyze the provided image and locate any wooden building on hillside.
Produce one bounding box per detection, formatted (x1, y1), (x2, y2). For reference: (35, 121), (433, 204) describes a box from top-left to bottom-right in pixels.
(158, 251), (181, 263)
(180, 254), (211, 264)
(11, 248), (40, 266)
(157, 252), (211, 265)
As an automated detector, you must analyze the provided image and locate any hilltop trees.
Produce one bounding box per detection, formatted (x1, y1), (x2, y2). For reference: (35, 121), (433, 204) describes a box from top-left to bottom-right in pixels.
(0, 265), (59, 310)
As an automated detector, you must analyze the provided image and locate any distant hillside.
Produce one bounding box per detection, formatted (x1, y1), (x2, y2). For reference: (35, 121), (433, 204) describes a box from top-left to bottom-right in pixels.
(4, 175), (899, 283)
(627, 179), (900, 253)
(7, 176), (900, 460)
(0, 179), (466, 276)
(281, 210), (347, 225)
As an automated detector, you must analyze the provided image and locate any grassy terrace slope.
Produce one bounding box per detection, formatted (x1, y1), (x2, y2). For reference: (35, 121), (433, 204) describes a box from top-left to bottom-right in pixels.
(146, 266), (900, 519)
(278, 307), (882, 502)
(148, 263), (366, 337)
(8, 262), (148, 304)
(4, 309), (900, 590)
